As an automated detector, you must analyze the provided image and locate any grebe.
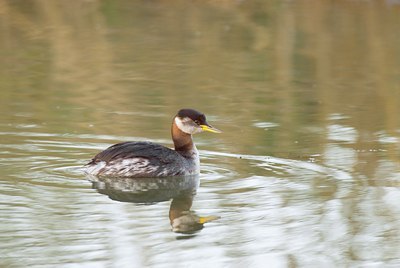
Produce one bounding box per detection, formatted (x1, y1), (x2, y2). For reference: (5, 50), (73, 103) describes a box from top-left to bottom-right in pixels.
(85, 109), (221, 177)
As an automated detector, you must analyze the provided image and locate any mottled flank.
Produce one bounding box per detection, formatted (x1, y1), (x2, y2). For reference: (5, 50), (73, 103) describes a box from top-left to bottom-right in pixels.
(85, 141), (199, 177)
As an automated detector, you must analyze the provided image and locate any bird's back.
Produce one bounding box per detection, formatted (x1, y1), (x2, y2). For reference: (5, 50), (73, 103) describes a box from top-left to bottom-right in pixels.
(85, 141), (198, 177)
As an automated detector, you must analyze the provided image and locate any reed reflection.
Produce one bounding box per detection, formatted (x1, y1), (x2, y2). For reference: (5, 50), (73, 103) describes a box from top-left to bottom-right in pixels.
(88, 175), (219, 234)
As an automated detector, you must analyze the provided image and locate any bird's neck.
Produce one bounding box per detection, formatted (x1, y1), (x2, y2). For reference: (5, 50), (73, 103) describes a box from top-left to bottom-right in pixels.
(171, 122), (194, 153)
(169, 195), (194, 225)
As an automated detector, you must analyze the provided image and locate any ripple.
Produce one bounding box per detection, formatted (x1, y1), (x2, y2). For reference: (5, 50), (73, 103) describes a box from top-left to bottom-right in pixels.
(1, 129), (400, 268)
(252, 121), (279, 129)
(202, 150), (353, 181)
(376, 131), (399, 144)
(327, 124), (358, 143)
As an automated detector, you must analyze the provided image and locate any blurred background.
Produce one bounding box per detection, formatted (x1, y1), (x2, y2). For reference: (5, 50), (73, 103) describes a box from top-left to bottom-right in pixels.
(1, 0), (400, 267)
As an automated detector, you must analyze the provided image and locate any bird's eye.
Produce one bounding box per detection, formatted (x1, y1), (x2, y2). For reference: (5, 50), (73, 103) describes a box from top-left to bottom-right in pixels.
(194, 120), (200, 125)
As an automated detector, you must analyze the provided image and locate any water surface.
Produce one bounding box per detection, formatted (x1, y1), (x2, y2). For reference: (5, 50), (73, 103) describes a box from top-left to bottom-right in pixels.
(1, 0), (400, 267)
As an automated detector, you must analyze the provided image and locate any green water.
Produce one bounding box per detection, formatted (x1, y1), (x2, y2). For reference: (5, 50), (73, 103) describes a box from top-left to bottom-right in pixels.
(1, 1), (400, 267)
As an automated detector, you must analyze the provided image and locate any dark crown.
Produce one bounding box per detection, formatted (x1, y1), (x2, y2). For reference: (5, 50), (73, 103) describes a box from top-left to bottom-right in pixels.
(177, 109), (207, 124)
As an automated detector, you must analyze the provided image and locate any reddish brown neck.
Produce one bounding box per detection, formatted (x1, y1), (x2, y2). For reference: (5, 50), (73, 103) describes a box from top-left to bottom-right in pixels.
(171, 122), (194, 152)
(169, 195), (194, 224)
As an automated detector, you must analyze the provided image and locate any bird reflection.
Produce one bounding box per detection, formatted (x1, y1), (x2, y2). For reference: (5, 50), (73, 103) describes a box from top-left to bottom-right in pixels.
(169, 194), (219, 234)
(88, 175), (219, 234)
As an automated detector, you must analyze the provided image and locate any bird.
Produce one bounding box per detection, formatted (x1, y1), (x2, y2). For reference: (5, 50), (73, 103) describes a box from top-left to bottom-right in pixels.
(85, 108), (221, 177)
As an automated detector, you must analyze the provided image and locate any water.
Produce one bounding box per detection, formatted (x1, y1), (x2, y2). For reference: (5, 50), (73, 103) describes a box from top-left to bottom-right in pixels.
(1, 0), (400, 267)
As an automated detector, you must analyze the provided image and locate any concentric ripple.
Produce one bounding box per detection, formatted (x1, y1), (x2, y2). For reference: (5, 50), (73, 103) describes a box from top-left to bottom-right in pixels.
(1, 129), (400, 267)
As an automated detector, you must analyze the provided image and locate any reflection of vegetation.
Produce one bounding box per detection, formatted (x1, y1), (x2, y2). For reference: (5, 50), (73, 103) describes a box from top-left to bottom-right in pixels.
(1, 0), (400, 264)
(2, 0), (399, 197)
(1, 1), (399, 172)
(1, 0), (399, 151)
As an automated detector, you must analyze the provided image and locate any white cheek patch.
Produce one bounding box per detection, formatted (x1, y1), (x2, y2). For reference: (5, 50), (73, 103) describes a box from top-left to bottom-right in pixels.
(175, 117), (201, 134)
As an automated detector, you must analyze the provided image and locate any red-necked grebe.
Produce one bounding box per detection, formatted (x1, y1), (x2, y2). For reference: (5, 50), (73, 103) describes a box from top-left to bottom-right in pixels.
(85, 109), (221, 177)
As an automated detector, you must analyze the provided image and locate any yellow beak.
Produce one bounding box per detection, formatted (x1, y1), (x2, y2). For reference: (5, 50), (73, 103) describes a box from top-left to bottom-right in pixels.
(200, 124), (222, 133)
(198, 215), (220, 224)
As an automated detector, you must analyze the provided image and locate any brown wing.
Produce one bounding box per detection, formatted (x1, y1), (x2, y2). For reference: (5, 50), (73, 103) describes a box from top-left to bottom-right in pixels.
(87, 141), (182, 165)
